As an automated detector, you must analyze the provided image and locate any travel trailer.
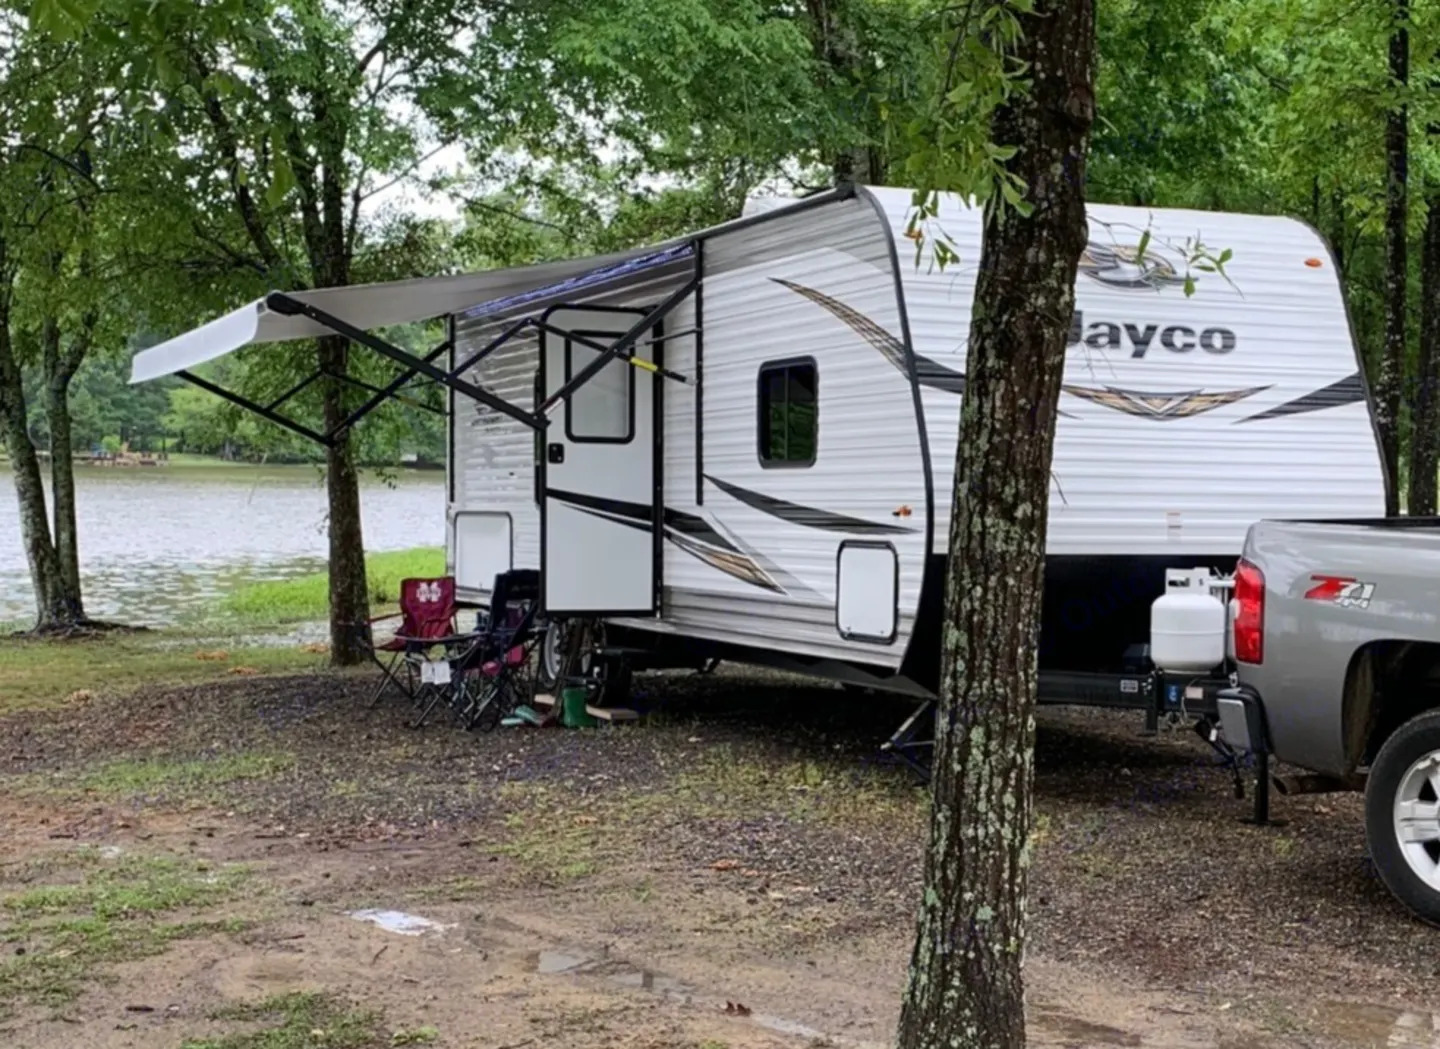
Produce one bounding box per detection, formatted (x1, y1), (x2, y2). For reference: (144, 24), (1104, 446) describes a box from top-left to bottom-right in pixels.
(130, 183), (1387, 731)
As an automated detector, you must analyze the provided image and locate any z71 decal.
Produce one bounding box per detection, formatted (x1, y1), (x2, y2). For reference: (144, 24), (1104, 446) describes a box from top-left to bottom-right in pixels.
(1304, 575), (1376, 609)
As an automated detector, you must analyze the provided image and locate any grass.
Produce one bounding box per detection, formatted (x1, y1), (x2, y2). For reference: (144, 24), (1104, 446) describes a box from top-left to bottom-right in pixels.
(185, 992), (388, 1049)
(220, 547), (444, 623)
(72, 752), (296, 798)
(0, 852), (249, 1016)
(664, 744), (923, 829)
(0, 633), (328, 715)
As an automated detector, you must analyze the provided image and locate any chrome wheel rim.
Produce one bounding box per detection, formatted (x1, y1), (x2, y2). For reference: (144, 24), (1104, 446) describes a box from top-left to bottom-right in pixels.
(1393, 749), (1440, 891)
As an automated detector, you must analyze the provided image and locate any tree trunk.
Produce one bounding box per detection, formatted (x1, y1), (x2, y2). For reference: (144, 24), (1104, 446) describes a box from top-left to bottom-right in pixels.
(1379, 1), (1409, 515)
(806, 0), (887, 185)
(896, 3), (1095, 1048)
(319, 334), (370, 665)
(41, 305), (89, 618)
(1412, 196), (1440, 515)
(0, 294), (72, 630)
(45, 370), (85, 612)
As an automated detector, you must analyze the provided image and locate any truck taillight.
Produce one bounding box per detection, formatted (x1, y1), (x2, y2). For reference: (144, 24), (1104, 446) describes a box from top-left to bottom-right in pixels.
(1233, 559), (1265, 665)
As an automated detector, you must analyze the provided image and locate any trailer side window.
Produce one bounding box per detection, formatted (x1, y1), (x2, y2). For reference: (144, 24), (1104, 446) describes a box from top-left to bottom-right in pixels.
(758, 359), (817, 467)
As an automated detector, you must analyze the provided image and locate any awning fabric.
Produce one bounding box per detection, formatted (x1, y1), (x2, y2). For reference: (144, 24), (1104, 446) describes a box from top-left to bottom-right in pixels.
(128, 246), (652, 383)
(128, 186), (849, 387)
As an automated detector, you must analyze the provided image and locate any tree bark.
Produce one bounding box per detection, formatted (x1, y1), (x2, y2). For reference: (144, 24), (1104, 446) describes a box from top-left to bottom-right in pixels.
(320, 334), (371, 665)
(1379, 1), (1409, 515)
(312, 110), (370, 667)
(1412, 195), (1440, 515)
(806, 0), (887, 185)
(0, 271), (73, 631)
(40, 283), (94, 618)
(896, 3), (1095, 1048)
(43, 333), (85, 614)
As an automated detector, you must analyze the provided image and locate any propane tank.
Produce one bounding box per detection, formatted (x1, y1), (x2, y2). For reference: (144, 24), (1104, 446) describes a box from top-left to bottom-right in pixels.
(1150, 568), (1227, 673)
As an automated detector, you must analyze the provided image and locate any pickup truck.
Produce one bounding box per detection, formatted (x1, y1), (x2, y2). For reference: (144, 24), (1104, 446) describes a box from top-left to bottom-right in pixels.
(1217, 518), (1440, 925)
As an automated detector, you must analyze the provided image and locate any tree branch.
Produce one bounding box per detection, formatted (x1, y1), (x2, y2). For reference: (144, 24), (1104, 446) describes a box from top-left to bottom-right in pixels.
(459, 196), (575, 238)
(188, 48), (286, 274)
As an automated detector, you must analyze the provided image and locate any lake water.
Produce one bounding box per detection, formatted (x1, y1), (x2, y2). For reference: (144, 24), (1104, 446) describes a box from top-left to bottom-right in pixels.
(0, 464), (445, 626)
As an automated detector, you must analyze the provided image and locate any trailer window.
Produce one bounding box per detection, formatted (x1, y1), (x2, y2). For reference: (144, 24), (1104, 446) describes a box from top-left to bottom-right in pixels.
(565, 333), (634, 443)
(758, 359), (817, 467)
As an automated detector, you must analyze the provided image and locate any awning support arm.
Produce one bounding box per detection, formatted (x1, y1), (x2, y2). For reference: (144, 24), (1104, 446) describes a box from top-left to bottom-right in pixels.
(318, 367), (446, 416)
(532, 320), (694, 387)
(536, 274), (700, 417)
(265, 370), (323, 412)
(448, 316), (535, 380)
(325, 339), (452, 441)
(177, 369), (334, 447)
(265, 292), (542, 432)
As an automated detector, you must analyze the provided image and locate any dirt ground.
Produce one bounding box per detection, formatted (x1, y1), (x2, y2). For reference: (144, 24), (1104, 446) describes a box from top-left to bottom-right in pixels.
(2, 665), (1439, 1049)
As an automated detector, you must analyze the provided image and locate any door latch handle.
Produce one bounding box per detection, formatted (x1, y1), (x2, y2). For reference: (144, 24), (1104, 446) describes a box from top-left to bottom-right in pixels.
(547, 443), (565, 464)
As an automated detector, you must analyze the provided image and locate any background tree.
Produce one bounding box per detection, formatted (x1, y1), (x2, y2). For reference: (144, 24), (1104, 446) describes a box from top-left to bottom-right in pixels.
(0, 13), (132, 631)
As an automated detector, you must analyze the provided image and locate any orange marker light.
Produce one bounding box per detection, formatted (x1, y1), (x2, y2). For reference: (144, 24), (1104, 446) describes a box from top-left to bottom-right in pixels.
(1305, 258), (1324, 268)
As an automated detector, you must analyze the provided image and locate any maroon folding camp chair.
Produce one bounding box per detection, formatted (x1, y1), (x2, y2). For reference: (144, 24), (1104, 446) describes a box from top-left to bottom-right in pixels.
(364, 577), (469, 709)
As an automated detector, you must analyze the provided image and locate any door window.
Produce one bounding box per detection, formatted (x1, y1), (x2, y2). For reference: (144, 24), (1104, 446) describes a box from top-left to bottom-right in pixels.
(565, 333), (634, 443)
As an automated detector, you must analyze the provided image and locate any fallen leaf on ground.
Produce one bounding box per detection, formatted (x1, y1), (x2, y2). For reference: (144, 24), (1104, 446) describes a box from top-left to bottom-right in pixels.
(194, 650), (230, 662)
(228, 666), (259, 676)
(711, 859), (740, 871)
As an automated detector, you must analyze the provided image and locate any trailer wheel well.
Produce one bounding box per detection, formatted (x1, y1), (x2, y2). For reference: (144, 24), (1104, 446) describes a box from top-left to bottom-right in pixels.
(1345, 640), (1440, 771)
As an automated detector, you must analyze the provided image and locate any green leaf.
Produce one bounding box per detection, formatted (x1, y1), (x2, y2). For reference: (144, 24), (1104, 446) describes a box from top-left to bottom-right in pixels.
(1135, 229), (1151, 265)
(267, 153), (296, 208)
(1184, 276), (1197, 298)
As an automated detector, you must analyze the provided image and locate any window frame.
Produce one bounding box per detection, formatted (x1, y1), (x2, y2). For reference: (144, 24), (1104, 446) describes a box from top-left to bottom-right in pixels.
(756, 356), (818, 469)
(563, 329), (636, 445)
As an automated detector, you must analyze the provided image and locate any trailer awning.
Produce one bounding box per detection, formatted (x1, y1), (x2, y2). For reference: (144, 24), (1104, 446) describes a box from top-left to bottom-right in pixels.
(128, 247), (649, 383)
(126, 185), (855, 449)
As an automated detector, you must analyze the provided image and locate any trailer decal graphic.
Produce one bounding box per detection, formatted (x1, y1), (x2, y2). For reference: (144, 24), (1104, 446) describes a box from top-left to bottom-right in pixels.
(772, 278), (1267, 422)
(1304, 575), (1376, 608)
(1078, 240), (1189, 292)
(770, 278), (970, 397)
(1236, 372), (1368, 424)
(1061, 384), (1268, 420)
(547, 488), (788, 594)
(704, 474), (917, 536)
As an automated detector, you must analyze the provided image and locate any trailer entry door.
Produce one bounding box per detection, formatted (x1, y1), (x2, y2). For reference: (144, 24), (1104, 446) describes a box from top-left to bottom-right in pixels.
(540, 306), (660, 616)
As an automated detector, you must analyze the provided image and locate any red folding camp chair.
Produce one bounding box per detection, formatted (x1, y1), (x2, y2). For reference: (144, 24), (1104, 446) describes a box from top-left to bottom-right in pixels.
(412, 569), (542, 731)
(364, 577), (470, 709)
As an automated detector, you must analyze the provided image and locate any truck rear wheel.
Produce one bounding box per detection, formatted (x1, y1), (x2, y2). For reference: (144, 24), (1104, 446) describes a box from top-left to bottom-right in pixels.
(1365, 710), (1440, 926)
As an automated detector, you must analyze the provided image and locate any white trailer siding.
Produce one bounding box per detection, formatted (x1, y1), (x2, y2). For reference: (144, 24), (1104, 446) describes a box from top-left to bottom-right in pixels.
(612, 195), (930, 669)
(444, 185), (1385, 683)
(851, 187), (1388, 557)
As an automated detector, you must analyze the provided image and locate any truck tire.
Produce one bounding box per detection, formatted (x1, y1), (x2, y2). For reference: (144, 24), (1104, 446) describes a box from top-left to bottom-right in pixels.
(1365, 710), (1440, 926)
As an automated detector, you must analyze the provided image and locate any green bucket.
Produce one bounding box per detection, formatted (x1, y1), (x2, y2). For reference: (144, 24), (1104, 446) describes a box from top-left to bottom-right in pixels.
(560, 683), (597, 729)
